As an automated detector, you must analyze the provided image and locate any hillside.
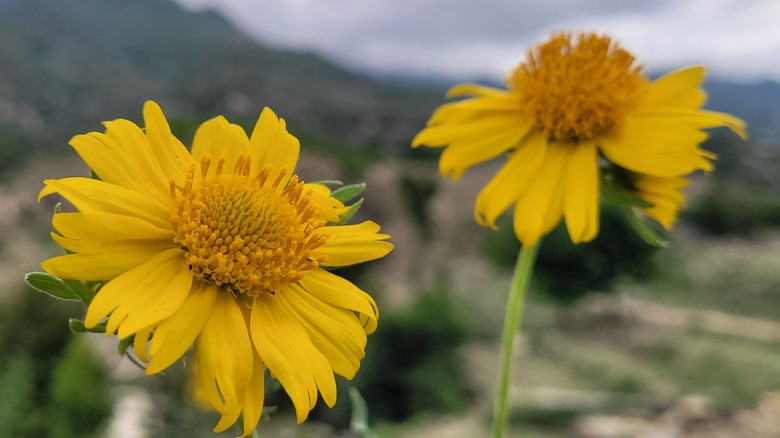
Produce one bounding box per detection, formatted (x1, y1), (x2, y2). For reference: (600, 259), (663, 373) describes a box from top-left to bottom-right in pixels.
(0, 0), (778, 182)
(0, 0), (442, 176)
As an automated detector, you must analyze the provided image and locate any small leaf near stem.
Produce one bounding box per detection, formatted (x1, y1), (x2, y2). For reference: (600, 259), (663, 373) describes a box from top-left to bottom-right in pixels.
(349, 387), (380, 438)
(623, 205), (670, 248)
(337, 198), (364, 225)
(26, 272), (84, 302)
(332, 183), (366, 203)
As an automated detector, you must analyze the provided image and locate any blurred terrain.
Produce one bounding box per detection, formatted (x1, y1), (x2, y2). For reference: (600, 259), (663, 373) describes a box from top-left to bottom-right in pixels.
(1, 0), (780, 437)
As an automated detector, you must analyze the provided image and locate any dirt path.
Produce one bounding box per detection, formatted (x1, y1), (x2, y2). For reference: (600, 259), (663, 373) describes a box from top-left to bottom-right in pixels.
(584, 295), (780, 342)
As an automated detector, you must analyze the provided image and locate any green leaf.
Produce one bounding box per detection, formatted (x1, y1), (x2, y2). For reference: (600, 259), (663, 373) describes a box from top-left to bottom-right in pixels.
(63, 279), (92, 303)
(337, 198), (363, 225)
(25, 272), (84, 302)
(125, 351), (148, 370)
(332, 183), (366, 203)
(68, 318), (107, 334)
(623, 206), (670, 248)
(54, 202), (62, 214)
(68, 319), (87, 333)
(349, 387), (380, 438)
(118, 336), (133, 356)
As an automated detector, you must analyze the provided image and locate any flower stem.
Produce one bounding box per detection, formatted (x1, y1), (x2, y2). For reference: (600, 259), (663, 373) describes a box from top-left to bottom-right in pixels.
(491, 241), (540, 438)
(252, 429), (261, 438)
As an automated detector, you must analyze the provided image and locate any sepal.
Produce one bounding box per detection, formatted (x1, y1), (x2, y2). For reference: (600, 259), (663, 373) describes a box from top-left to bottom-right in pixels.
(337, 198), (364, 225)
(332, 183), (366, 203)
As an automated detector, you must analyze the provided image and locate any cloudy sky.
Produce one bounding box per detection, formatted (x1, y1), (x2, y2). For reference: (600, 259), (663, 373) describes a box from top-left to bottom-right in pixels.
(176, 0), (780, 84)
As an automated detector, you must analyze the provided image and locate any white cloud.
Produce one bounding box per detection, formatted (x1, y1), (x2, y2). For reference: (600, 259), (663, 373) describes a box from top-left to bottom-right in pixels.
(175, 0), (780, 83)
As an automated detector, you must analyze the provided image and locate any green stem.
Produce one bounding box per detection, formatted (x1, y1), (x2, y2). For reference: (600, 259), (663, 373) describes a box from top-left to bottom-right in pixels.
(252, 429), (261, 438)
(491, 241), (540, 438)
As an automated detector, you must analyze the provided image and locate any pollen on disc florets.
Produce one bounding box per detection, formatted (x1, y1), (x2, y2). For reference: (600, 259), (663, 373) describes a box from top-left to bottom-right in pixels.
(171, 153), (327, 296)
(508, 32), (647, 141)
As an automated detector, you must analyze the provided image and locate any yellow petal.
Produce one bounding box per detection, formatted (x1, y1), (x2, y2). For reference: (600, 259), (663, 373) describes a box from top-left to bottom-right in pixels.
(53, 212), (171, 241)
(143, 100), (197, 181)
(211, 352), (266, 436)
(513, 142), (570, 246)
(427, 95), (522, 126)
(39, 177), (171, 229)
(304, 183), (347, 223)
(599, 117), (711, 177)
(69, 126), (172, 206)
(213, 406), (241, 434)
(84, 248), (192, 339)
(474, 132), (547, 228)
(446, 83), (509, 98)
(239, 355), (266, 436)
(636, 108), (747, 140)
(69, 133), (168, 207)
(192, 348), (224, 413)
(109, 252), (192, 340)
(298, 268), (378, 334)
(439, 124), (530, 179)
(642, 66), (706, 109)
(251, 293), (336, 422)
(50, 233), (170, 256)
(282, 284), (367, 378)
(42, 240), (175, 281)
(563, 142), (600, 243)
(102, 119), (172, 204)
(195, 290), (253, 414)
(191, 116), (250, 178)
(146, 281), (218, 375)
(635, 175), (689, 229)
(412, 113), (523, 148)
(248, 107), (300, 176)
(312, 221), (393, 267)
(133, 325), (154, 363)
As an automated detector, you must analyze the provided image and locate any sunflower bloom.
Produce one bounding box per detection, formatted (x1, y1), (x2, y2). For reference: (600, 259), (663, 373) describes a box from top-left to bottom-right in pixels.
(39, 101), (393, 436)
(412, 32), (746, 246)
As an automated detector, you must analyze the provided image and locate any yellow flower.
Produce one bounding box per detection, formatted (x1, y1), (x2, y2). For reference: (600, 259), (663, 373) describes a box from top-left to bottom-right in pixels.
(413, 32), (746, 246)
(39, 101), (393, 436)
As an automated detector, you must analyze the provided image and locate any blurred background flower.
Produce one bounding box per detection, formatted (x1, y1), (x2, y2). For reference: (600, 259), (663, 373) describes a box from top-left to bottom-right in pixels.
(413, 33), (745, 246)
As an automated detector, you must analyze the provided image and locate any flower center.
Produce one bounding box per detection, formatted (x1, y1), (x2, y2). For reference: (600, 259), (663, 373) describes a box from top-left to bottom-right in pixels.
(508, 32), (647, 141)
(171, 154), (326, 296)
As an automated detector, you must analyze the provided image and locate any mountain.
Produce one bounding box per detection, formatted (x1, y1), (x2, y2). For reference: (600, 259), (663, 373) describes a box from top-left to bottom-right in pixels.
(706, 80), (780, 142)
(0, 0), (777, 181)
(0, 0), (442, 174)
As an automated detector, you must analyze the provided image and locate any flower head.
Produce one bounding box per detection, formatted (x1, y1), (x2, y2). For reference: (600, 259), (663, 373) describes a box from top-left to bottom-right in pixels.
(413, 32), (746, 246)
(40, 101), (393, 436)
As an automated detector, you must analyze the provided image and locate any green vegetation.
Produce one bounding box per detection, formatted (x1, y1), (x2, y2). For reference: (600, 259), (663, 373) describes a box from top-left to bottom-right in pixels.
(683, 184), (780, 236)
(297, 133), (380, 177)
(0, 289), (112, 438)
(484, 204), (658, 302)
(48, 338), (113, 438)
(0, 123), (38, 179)
(354, 288), (472, 422)
(398, 170), (438, 240)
